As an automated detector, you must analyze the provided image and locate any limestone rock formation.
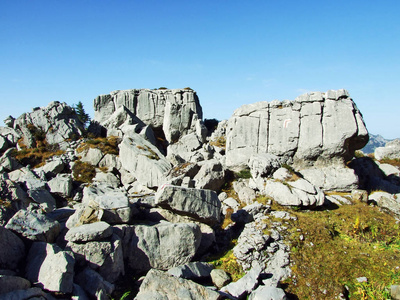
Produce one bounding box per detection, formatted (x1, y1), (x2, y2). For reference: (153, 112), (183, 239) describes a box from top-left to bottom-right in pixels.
(93, 88), (203, 143)
(375, 139), (400, 160)
(13, 101), (84, 148)
(226, 89), (368, 169)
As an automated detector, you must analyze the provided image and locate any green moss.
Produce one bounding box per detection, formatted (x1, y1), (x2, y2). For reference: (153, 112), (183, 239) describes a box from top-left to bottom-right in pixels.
(235, 168), (252, 179)
(209, 249), (245, 282)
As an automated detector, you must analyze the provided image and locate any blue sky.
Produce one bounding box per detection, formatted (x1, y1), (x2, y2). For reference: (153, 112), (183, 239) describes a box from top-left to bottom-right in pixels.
(1, 0), (399, 139)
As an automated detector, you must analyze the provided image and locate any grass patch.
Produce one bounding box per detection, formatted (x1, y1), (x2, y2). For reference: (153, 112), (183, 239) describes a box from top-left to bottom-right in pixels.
(234, 168), (252, 179)
(279, 201), (400, 299)
(379, 157), (400, 168)
(72, 160), (96, 183)
(11, 141), (65, 168)
(209, 246), (245, 282)
(76, 136), (120, 156)
(210, 136), (226, 149)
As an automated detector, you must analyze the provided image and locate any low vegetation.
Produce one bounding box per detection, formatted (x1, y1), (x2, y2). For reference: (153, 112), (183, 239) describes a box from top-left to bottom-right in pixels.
(210, 136), (226, 149)
(72, 160), (96, 183)
(267, 201), (400, 299)
(379, 157), (400, 168)
(76, 136), (120, 156)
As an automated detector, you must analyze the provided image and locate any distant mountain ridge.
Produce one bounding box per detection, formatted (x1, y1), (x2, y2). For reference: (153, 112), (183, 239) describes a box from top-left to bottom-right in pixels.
(362, 133), (393, 154)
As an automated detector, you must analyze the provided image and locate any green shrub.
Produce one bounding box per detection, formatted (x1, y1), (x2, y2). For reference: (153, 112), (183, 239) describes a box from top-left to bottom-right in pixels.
(235, 168), (252, 179)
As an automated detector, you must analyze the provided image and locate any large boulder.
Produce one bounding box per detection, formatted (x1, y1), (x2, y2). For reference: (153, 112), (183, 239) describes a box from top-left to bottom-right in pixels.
(93, 88), (203, 143)
(115, 222), (202, 272)
(135, 269), (221, 300)
(155, 185), (222, 225)
(375, 139), (400, 160)
(13, 101), (84, 148)
(226, 90), (368, 169)
(119, 134), (171, 188)
(25, 242), (75, 293)
(5, 209), (60, 243)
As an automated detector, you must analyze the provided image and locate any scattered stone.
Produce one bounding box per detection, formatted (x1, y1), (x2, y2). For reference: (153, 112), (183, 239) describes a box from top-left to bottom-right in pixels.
(0, 275), (31, 295)
(210, 268), (231, 289)
(75, 267), (114, 299)
(65, 221), (113, 242)
(115, 222), (202, 272)
(25, 242), (75, 293)
(168, 262), (213, 280)
(155, 185), (221, 225)
(249, 286), (288, 300)
(0, 226), (25, 270)
(135, 269), (221, 300)
(6, 209), (60, 243)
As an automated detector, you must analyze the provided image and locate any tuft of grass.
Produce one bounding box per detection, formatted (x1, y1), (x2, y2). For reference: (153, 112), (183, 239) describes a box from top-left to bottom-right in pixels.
(278, 201), (400, 299)
(11, 141), (65, 168)
(209, 248), (245, 282)
(136, 145), (160, 160)
(235, 168), (252, 179)
(210, 136), (226, 149)
(72, 160), (96, 183)
(77, 136), (120, 156)
(379, 157), (400, 168)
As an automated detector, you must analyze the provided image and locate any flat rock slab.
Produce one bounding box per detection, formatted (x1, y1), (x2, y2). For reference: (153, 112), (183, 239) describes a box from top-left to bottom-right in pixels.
(135, 269), (221, 300)
(5, 209), (60, 243)
(65, 221), (113, 242)
(155, 185), (221, 225)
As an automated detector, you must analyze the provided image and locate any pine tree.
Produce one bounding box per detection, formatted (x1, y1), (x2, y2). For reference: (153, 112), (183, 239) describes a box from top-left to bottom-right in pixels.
(74, 101), (90, 127)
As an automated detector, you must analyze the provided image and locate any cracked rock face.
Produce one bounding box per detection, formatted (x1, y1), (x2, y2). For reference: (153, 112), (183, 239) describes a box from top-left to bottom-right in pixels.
(93, 88), (203, 143)
(226, 89), (368, 169)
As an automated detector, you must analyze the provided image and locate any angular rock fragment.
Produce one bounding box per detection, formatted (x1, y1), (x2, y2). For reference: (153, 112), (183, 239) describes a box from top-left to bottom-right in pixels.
(115, 222), (202, 272)
(135, 269), (221, 300)
(155, 185), (221, 225)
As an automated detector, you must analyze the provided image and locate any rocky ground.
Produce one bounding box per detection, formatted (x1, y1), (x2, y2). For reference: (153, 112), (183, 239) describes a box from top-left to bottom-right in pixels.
(0, 88), (400, 299)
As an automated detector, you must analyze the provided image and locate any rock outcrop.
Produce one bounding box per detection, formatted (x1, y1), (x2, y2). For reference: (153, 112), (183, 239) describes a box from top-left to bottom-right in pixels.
(94, 88), (204, 143)
(226, 89), (368, 169)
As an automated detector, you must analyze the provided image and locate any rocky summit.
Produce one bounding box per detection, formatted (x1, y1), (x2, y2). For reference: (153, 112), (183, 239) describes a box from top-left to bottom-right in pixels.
(0, 88), (400, 299)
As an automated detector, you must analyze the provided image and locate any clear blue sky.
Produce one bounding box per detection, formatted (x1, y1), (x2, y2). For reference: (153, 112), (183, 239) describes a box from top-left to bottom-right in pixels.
(1, 0), (399, 139)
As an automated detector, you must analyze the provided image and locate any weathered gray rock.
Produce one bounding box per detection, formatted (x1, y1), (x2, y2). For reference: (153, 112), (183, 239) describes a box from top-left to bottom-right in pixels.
(65, 221), (113, 242)
(167, 132), (203, 162)
(82, 183), (132, 224)
(0, 177), (30, 225)
(249, 153), (282, 179)
(0, 275), (31, 295)
(94, 88), (203, 144)
(0, 126), (20, 145)
(14, 101), (84, 148)
(233, 222), (270, 271)
(369, 191), (400, 215)
(0, 149), (22, 172)
(193, 159), (226, 191)
(93, 171), (120, 188)
(0, 135), (9, 152)
(0, 227), (25, 270)
(375, 139), (400, 160)
(211, 268), (231, 289)
(41, 159), (65, 177)
(226, 90), (368, 169)
(75, 267), (114, 299)
(249, 286), (288, 300)
(6, 209), (60, 243)
(167, 262), (213, 279)
(115, 222), (202, 272)
(221, 262), (263, 299)
(119, 134), (171, 188)
(0, 287), (55, 300)
(25, 242), (75, 293)
(66, 234), (124, 283)
(146, 208), (216, 256)
(263, 248), (291, 287)
(134, 269), (221, 300)
(79, 147), (104, 166)
(155, 185), (221, 225)
(47, 174), (73, 197)
(300, 166), (359, 191)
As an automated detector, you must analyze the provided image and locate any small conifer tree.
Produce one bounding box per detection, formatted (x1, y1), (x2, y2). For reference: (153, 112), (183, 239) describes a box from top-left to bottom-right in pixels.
(74, 101), (90, 127)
